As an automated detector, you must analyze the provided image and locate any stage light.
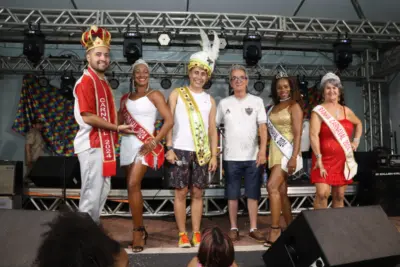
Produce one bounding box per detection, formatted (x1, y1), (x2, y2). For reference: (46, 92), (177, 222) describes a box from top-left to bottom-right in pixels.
(108, 72), (119, 90)
(333, 33), (353, 70)
(23, 22), (45, 64)
(60, 71), (76, 100)
(203, 79), (212, 90)
(37, 70), (49, 87)
(243, 33), (262, 66)
(123, 26), (142, 64)
(160, 78), (172, 89)
(157, 32), (172, 46)
(254, 80), (265, 92)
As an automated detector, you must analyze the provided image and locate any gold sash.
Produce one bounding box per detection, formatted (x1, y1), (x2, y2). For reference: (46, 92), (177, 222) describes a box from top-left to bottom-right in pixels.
(177, 87), (211, 166)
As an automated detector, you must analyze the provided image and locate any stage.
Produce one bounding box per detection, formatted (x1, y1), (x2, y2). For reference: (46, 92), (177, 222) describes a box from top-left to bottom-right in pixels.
(102, 215), (400, 266)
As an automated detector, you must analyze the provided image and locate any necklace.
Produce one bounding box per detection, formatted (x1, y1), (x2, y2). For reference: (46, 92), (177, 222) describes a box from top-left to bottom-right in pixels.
(280, 96), (291, 102)
(335, 109), (340, 119)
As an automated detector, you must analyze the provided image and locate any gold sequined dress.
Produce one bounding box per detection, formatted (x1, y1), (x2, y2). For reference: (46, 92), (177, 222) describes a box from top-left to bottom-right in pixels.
(268, 106), (294, 169)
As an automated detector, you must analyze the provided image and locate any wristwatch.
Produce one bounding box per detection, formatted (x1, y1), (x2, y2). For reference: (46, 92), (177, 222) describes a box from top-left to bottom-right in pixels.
(166, 146), (173, 151)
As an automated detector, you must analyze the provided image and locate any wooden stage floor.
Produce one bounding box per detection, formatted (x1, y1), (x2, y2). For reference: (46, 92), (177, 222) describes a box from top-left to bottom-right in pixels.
(101, 214), (400, 251)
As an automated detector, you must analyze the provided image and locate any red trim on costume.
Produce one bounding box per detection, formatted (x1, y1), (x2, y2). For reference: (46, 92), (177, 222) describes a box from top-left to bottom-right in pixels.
(87, 67), (117, 177)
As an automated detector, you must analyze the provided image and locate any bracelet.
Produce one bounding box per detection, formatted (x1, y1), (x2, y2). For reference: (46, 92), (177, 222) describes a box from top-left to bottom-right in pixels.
(353, 137), (360, 143)
(315, 154), (322, 159)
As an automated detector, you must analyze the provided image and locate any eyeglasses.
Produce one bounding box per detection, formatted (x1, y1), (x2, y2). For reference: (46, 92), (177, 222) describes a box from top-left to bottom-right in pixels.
(230, 76), (248, 82)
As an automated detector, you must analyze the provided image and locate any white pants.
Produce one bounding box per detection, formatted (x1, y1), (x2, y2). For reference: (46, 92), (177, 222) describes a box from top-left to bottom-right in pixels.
(77, 148), (111, 223)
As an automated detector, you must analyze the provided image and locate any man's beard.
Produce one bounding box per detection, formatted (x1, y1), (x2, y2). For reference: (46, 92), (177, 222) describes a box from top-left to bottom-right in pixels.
(91, 61), (109, 73)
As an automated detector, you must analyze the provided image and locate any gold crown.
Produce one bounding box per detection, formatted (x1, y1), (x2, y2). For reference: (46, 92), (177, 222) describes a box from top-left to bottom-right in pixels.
(276, 71), (289, 79)
(81, 25), (111, 51)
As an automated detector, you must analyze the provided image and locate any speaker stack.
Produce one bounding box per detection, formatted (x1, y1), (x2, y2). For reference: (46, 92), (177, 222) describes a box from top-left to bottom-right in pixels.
(263, 206), (400, 267)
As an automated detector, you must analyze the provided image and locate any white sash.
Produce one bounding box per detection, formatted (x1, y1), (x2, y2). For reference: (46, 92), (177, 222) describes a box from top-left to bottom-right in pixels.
(312, 105), (358, 180)
(266, 107), (302, 174)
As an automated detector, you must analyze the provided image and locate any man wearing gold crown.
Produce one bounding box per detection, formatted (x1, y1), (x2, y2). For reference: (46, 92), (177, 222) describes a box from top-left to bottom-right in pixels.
(165, 29), (219, 248)
(73, 25), (134, 223)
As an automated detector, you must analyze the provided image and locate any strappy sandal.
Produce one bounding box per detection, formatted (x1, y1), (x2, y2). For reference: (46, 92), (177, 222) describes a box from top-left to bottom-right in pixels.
(132, 226), (148, 253)
(263, 226), (281, 247)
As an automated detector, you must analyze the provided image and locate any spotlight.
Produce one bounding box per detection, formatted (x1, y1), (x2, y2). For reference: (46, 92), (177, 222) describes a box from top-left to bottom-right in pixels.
(243, 33), (262, 66)
(23, 22), (45, 64)
(60, 71), (76, 100)
(333, 33), (353, 70)
(108, 72), (119, 90)
(123, 26), (142, 64)
(203, 79), (212, 90)
(160, 78), (172, 89)
(157, 32), (172, 46)
(37, 70), (49, 87)
(253, 80), (265, 92)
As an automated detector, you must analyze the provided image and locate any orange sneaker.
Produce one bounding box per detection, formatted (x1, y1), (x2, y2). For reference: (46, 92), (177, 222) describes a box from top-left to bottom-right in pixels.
(178, 232), (191, 248)
(192, 231), (201, 247)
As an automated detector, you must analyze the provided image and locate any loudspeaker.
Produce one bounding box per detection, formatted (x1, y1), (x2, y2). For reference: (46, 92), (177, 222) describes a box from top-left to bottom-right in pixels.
(0, 160), (23, 195)
(28, 156), (80, 188)
(373, 167), (400, 216)
(263, 206), (400, 267)
(0, 160), (24, 209)
(0, 210), (61, 267)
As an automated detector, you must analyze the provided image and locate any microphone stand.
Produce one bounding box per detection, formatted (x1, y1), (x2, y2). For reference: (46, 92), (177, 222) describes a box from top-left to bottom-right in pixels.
(59, 108), (69, 212)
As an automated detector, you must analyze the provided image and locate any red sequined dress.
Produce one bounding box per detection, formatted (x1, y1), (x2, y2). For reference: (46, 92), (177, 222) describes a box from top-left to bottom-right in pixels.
(311, 112), (354, 186)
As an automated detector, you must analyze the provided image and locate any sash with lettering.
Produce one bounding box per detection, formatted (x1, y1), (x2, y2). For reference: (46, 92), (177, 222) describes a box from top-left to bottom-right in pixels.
(176, 87), (211, 166)
(266, 106), (303, 174)
(86, 67), (117, 177)
(313, 105), (358, 180)
(120, 93), (164, 169)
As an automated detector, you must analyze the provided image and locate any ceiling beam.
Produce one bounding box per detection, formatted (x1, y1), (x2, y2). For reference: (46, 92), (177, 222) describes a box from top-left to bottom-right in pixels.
(350, 0), (366, 20)
(293, 0), (306, 16)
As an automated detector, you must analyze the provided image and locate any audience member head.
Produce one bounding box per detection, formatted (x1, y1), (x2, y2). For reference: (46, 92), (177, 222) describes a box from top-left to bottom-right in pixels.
(31, 118), (44, 130)
(33, 212), (128, 267)
(197, 227), (235, 267)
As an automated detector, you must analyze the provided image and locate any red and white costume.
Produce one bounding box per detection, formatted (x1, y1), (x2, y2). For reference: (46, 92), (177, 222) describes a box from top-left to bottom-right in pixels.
(73, 26), (117, 223)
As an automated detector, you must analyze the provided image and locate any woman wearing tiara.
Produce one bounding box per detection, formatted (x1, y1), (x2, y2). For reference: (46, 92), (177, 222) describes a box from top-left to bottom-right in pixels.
(119, 59), (173, 252)
(264, 72), (304, 247)
(310, 72), (362, 209)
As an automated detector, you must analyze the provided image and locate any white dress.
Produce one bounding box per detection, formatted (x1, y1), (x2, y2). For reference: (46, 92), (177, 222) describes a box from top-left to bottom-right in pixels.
(120, 94), (157, 166)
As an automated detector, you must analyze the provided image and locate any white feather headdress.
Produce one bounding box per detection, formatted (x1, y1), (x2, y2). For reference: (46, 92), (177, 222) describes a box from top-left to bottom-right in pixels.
(188, 29), (220, 77)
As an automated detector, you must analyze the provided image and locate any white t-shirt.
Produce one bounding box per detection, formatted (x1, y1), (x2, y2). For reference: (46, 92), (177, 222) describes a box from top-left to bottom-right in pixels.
(172, 89), (212, 152)
(216, 94), (267, 161)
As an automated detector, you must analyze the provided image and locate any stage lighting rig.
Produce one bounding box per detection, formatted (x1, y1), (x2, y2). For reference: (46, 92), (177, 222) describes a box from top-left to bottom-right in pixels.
(203, 79), (213, 90)
(160, 78), (172, 89)
(123, 25), (143, 64)
(23, 22), (45, 64)
(219, 28), (228, 50)
(37, 70), (49, 87)
(333, 33), (353, 70)
(108, 72), (119, 89)
(157, 31), (172, 46)
(60, 71), (76, 100)
(243, 29), (262, 66)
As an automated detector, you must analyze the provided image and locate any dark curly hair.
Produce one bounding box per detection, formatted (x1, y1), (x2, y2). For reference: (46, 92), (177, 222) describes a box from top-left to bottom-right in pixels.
(270, 76), (304, 107)
(197, 227), (235, 267)
(33, 212), (122, 267)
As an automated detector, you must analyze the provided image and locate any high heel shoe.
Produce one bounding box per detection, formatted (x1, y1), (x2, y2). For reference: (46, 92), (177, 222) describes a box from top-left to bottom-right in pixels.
(132, 226), (148, 253)
(263, 226), (281, 248)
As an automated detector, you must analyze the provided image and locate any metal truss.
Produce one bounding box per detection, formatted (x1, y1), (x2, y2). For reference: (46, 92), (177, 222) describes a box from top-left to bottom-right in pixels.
(0, 7), (399, 47)
(361, 49), (384, 150)
(0, 56), (363, 80)
(23, 186), (357, 217)
(373, 45), (400, 77)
